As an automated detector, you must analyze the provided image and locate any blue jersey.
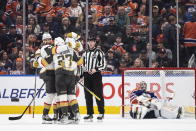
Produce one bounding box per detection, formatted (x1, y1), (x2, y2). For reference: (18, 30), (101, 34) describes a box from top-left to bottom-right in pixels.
(130, 90), (157, 104)
(132, 90), (157, 98)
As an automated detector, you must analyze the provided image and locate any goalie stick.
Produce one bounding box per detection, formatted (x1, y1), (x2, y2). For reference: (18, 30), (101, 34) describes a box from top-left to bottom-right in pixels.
(77, 81), (101, 101)
(8, 82), (45, 121)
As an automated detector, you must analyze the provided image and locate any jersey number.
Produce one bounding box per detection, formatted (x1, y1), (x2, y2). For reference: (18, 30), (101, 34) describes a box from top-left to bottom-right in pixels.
(57, 54), (72, 68)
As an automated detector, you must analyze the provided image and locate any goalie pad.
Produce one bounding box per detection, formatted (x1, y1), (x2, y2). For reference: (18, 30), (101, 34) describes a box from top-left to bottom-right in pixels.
(160, 103), (183, 119)
(150, 98), (162, 110)
(130, 104), (148, 119)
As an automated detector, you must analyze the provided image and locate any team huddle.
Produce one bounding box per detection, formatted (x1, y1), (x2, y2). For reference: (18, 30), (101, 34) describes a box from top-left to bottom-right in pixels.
(33, 32), (83, 124)
(33, 32), (183, 124)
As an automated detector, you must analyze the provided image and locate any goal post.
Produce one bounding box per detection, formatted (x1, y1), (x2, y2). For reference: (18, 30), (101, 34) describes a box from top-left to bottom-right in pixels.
(121, 68), (196, 119)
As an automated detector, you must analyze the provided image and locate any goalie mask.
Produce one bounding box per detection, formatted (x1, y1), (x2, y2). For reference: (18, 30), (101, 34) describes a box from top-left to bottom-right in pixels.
(140, 81), (147, 91)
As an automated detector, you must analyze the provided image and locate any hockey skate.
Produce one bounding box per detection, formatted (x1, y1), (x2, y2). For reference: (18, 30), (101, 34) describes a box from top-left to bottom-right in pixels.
(42, 114), (53, 124)
(74, 113), (80, 124)
(176, 107), (183, 119)
(68, 112), (80, 124)
(83, 114), (93, 122)
(60, 114), (72, 124)
(53, 114), (58, 124)
(97, 114), (104, 122)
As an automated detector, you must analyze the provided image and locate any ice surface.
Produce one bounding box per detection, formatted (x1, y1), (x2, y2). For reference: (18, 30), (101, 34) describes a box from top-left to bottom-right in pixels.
(0, 114), (196, 131)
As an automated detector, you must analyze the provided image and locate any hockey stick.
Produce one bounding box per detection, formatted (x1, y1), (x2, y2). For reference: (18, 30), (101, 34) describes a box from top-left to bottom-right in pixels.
(32, 69), (37, 118)
(77, 81), (101, 101)
(8, 82), (45, 121)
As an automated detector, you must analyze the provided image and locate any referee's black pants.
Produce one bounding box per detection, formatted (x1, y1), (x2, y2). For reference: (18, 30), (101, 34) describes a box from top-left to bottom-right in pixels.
(84, 72), (105, 115)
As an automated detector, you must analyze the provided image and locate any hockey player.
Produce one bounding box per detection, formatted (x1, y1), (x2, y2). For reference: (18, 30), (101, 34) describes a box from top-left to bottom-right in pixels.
(64, 32), (84, 123)
(53, 36), (82, 124)
(33, 34), (71, 124)
(65, 32), (83, 52)
(33, 33), (56, 124)
(129, 81), (183, 119)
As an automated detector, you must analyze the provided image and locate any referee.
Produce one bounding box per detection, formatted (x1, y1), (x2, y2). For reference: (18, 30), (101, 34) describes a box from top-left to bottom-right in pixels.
(82, 36), (106, 121)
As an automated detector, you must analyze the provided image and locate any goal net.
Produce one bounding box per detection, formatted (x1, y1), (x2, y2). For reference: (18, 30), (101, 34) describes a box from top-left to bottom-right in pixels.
(121, 68), (196, 118)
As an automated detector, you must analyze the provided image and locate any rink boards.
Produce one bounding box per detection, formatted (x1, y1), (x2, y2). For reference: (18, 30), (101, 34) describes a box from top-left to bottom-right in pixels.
(0, 75), (195, 114)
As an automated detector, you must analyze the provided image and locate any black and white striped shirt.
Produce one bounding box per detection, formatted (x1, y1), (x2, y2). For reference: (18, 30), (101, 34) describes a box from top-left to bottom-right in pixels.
(82, 48), (106, 72)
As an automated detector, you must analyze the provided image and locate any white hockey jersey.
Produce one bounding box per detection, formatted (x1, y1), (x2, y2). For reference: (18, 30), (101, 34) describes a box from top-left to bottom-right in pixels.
(53, 48), (79, 71)
(40, 45), (54, 70)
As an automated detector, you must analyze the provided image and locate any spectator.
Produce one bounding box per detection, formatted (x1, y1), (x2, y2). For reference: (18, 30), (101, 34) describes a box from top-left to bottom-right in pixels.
(58, 17), (78, 37)
(102, 17), (119, 35)
(97, 5), (114, 27)
(125, 1), (138, 17)
(0, 26), (9, 51)
(146, 43), (156, 62)
(2, 0), (21, 26)
(138, 50), (149, 67)
(90, 0), (103, 23)
(0, 51), (13, 74)
(68, 0), (83, 27)
(116, 59), (128, 74)
(87, 15), (99, 36)
(44, 14), (60, 37)
(115, 6), (130, 31)
(105, 49), (119, 74)
(156, 48), (173, 67)
(9, 45), (19, 62)
(27, 3), (35, 19)
(95, 35), (105, 51)
(26, 24), (34, 36)
(15, 15), (23, 34)
(110, 35), (126, 58)
(28, 17), (41, 36)
(151, 61), (159, 68)
(123, 26), (134, 51)
(53, 0), (70, 18)
(127, 34), (146, 59)
(9, 57), (24, 75)
(33, 0), (55, 18)
(38, 23), (55, 40)
(152, 5), (161, 25)
(157, 43), (173, 60)
(131, 58), (145, 68)
(27, 34), (40, 51)
(162, 15), (177, 66)
(152, 5), (162, 45)
(183, 11), (196, 62)
(121, 52), (133, 67)
(5, 25), (22, 53)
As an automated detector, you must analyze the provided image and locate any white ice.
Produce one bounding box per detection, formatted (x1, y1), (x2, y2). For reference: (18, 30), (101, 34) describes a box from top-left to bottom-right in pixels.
(0, 114), (196, 131)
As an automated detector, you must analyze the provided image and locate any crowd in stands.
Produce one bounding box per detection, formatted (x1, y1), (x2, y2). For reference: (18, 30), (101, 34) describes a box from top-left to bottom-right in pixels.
(0, 0), (195, 75)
